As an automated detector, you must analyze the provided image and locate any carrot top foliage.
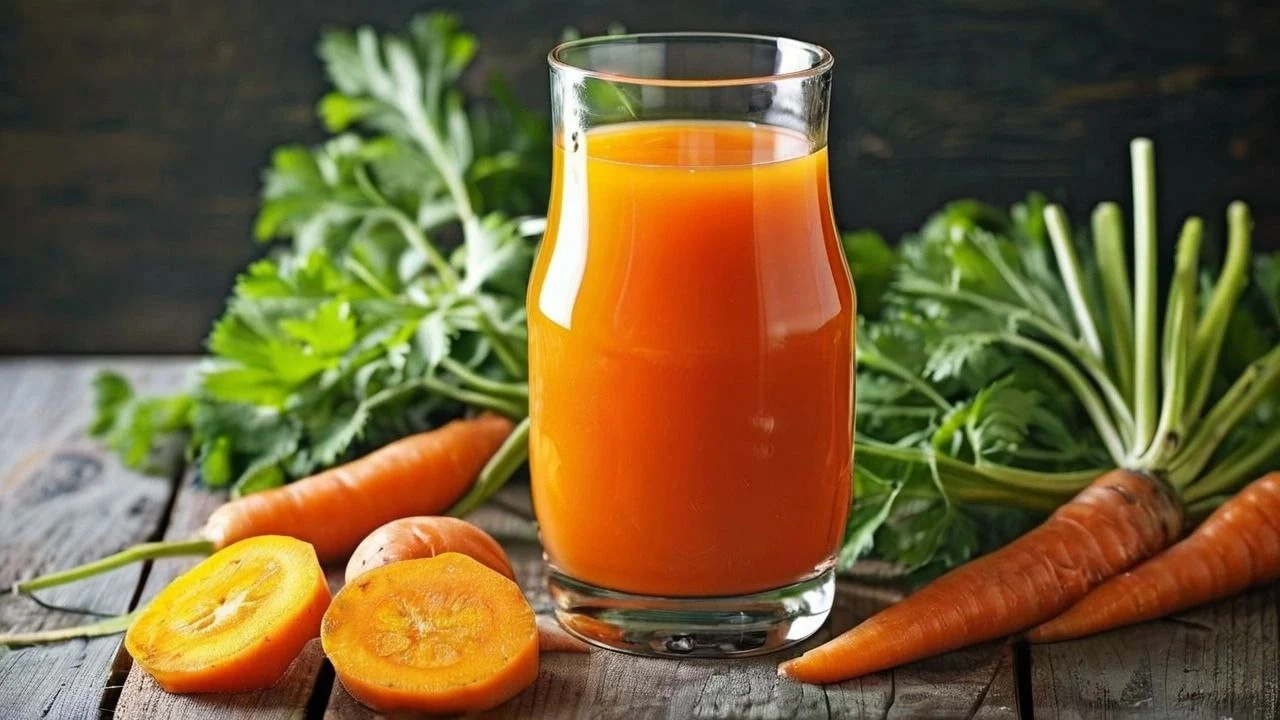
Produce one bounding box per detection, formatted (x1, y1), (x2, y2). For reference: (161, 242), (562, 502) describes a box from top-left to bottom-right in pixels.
(91, 14), (546, 497)
(845, 150), (1280, 583)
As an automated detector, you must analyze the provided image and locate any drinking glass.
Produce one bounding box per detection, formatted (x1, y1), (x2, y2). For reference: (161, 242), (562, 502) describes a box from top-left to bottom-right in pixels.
(528, 33), (854, 658)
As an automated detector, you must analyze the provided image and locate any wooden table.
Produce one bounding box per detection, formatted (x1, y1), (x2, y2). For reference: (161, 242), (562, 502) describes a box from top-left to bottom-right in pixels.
(1, 358), (1276, 719)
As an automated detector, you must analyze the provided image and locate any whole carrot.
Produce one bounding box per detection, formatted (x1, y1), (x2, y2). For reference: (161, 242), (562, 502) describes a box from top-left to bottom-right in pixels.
(1027, 471), (1280, 644)
(778, 469), (1182, 684)
(15, 414), (514, 595)
(204, 413), (514, 561)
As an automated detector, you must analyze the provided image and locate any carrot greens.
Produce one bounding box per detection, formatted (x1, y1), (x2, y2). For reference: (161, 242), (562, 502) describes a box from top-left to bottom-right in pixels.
(844, 142), (1280, 583)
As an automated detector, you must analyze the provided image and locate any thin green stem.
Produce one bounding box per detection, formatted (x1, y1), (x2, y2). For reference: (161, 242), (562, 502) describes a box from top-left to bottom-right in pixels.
(14, 539), (215, 595)
(897, 278), (1134, 440)
(983, 333), (1128, 466)
(1184, 430), (1280, 503)
(367, 207), (460, 286)
(857, 351), (951, 411)
(855, 438), (1101, 493)
(1044, 205), (1105, 360)
(1131, 138), (1159, 455)
(448, 416), (531, 517)
(855, 404), (943, 419)
(967, 231), (1071, 330)
(418, 375), (526, 419)
(402, 101), (477, 229)
(1140, 218), (1202, 468)
(1169, 344), (1280, 486)
(343, 256), (397, 301)
(1186, 202), (1253, 422)
(1184, 495), (1228, 524)
(1092, 202), (1135, 401)
(0, 610), (139, 647)
(441, 358), (529, 402)
(475, 313), (527, 380)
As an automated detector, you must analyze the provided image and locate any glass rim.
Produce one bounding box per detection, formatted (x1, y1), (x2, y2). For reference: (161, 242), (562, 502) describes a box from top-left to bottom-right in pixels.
(548, 32), (833, 88)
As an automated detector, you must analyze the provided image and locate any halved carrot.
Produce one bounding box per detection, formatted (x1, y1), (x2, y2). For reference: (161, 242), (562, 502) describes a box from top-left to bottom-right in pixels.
(778, 469), (1182, 683)
(1028, 471), (1280, 643)
(345, 516), (514, 584)
(322, 553), (539, 714)
(344, 516), (590, 654)
(124, 535), (330, 693)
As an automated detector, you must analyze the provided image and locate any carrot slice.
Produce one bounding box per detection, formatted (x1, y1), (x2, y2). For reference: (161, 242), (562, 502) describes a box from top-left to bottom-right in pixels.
(345, 516), (515, 584)
(124, 535), (330, 693)
(322, 553), (538, 714)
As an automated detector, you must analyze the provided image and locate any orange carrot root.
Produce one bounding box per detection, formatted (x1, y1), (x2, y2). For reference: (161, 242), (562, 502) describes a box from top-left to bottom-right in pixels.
(1028, 471), (1280, 644)
(778, 469), (1182, 684)
(125, 536), (331, 694)
(345, 516), (514, 585)
(322, 553), (539, 714)
(203, 414), (514, 562)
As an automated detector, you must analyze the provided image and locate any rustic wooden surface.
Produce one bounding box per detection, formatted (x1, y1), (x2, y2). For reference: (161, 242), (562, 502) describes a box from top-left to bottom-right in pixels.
(1, 0), (1278, 353)
(0, 357), (1275, 719)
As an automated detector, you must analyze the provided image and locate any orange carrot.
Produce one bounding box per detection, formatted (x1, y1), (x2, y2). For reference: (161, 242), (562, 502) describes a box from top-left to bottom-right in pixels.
(205, 414), (515, 561)
(1028, 471), (1280, 644)
(16, 414), (515, 597)
(322, 553), (539, 714)
(344, 516), (591, 654)
(778, 470), (1182, 683)
(345, 516), (514, 584)
(125, 536), (331, 693)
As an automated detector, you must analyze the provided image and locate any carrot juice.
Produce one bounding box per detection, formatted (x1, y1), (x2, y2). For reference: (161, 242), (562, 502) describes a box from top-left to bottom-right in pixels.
(527, 120), (855, 598)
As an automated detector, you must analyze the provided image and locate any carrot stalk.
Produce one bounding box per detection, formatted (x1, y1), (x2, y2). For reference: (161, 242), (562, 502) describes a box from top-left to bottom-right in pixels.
(1184, 202), (1252, 422)
(778, 469), (1182, 684)
(1028, 472), (1280, 644)
(0, 611), (139, 647)
(1044, 205), (1105, 361)
(13, 540), (215, 595)
(1130, 138), (1159, 457)
(448, 416), (531, 517)
(1139, 217), (1201, 469)
(1092, 202), (1135, 401)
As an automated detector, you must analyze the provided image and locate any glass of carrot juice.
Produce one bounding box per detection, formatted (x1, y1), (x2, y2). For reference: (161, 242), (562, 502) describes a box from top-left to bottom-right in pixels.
(528, 33), (854, 657)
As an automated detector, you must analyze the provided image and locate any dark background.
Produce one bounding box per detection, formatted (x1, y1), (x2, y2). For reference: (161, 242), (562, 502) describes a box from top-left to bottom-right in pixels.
(1, 0), (1277, 353)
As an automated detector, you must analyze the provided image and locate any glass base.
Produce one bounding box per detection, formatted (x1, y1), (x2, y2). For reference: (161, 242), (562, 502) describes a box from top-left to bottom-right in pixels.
(547, 568), (835, 658)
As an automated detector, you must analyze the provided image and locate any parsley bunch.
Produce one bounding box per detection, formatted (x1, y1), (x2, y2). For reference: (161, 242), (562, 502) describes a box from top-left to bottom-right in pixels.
(94, 13), (548, 500)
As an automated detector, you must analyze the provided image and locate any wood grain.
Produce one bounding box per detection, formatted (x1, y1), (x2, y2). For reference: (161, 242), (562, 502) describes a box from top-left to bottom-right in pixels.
(0, 359), (190, 719)
(111, 475), (339, 720)
(2, 0), (1277, 352)
(325, 485), (1019, 719)
(1029, 581), (1280, 719)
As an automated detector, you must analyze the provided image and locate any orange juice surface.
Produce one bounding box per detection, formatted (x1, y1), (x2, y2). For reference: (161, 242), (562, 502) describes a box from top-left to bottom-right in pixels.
(528, 121), (854, 597)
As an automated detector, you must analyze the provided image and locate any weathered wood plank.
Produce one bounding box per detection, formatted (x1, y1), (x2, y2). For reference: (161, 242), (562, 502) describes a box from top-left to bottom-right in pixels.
(1030, 582), (1280, 719)
(325, 484), (1018, 719)
(111, 475), (339, 719)
(0, 359), (192, 719)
